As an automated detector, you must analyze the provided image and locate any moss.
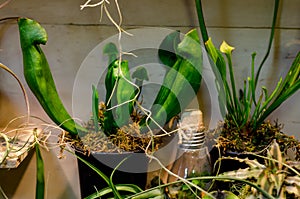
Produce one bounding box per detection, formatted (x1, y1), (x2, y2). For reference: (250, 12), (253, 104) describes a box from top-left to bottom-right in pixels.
(217, 120), (300, 160)
(65, 120), (163, 155)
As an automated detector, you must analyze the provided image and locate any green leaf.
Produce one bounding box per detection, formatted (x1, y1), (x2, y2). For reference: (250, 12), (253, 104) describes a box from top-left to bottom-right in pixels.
(144, 29), (203, 129)
(205, 38), (226, 81)
(202, 190), (239, 199)
(85, 184), (142, 199)
(195, 0), (209, 43)
(177, 29), (201, 58)
(250, 52), (257, 104)
(257, 80), (300, 126)
(35, 144), (45, 199)
(132, 66), (149, 100)
(103, 42), (119, 64)
(158, 30), (181, 68)
(18, 18), (87, 136)
(115, 60), (135, 127)
(131, 188), (164, 199)
(274, 52), (300, 100)
(132, 66), (149, 83)
(255, 0), (280, 87)
(75, 153), (110, 185)
(92, 85), (99, 132)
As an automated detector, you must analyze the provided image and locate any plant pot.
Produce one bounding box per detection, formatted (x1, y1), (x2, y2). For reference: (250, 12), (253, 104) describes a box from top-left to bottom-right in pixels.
(209, 146), (265, 174)
(208, 146), (262, 191)
(76, 151), (149, 198)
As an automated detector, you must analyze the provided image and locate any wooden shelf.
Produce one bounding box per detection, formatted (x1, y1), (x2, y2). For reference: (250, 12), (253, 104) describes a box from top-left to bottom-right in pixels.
(0, 128), (42, 168)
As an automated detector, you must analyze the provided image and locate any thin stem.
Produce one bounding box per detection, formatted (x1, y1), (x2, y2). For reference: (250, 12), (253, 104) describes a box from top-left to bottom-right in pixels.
(254, 0), (280, 87)
(225, 54), (240, 121)
(195, 0), (209, 44)
(250, 53), (257, 105)
(109, 157), (128, 199)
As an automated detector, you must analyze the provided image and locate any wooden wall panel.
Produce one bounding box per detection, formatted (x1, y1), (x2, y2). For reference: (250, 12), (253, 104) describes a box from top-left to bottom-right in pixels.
(0, 0), (299, 27)
(0, 1), (299, 198)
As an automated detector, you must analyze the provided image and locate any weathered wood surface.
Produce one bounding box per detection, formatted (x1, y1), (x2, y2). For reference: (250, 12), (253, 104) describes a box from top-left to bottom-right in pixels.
(0, 1), (299, 198)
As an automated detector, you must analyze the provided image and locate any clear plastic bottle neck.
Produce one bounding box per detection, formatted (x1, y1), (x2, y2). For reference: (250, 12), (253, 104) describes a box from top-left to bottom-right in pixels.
(178, 109), (206, 150)
(179, 129), (205, 150)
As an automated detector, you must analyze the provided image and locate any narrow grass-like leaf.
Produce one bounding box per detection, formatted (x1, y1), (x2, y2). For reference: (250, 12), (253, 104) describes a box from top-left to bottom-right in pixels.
(262, 86), (268, 101)
(85, 184), (142, 199)
(257, 79), (282, 117)
(241, 81), (251, 127)
(255, 0), (280, 87)
(223, 47), (240, 122)
(35, 144), (44, 199)
(257, 80), (300, 126)
(74, 152), (110, 185)
(68, 150), (144, 199)
(250, 53), (257, 104)
(251, 93), (263, 126)
(108, 157), (131, 199)
(254, 53), (299, 129)
(92, 85), (99, 132)
(131, 188), (164, 199)
(273, 52), (300, 99)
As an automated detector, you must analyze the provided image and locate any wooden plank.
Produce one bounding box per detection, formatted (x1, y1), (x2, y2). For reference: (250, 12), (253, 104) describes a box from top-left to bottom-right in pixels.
(0, 128), (42, 168)
(0, 0), (299, 28)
